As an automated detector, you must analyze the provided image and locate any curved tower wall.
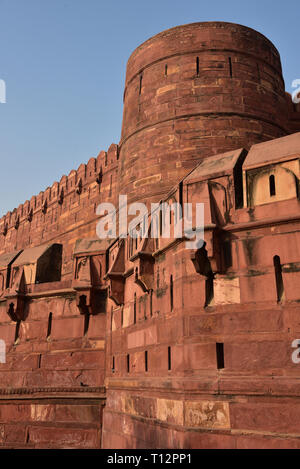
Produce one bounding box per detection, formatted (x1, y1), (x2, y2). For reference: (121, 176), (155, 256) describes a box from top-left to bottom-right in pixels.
(118, 22), (288, 204)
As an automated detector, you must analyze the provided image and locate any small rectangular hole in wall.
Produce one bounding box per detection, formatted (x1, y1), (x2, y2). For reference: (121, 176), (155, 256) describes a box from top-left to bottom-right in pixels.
(150, 289), (153, 317)
(139, 74), (143, 95)
(168, 346), (171, 371)
(127, 354), (130, 373)
(273, 255), (284, 302)
(228, 57), (232, 78)
(216, 343), (225, 369)
(145, 351), (148, 372)
(165, 64), (168, 76)
(112, 356), (115, 373)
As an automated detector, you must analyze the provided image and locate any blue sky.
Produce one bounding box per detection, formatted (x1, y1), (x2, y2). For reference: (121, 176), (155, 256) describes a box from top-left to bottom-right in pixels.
(0, 0), (298, 216)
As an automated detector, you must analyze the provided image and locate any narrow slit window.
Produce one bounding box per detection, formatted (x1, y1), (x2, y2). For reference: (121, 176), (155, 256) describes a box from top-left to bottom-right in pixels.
(134, 293), (137, 324)
(273, 255), (284, 302)
(228, 57), (233, 78)
(216, 343), (225, 369)
(46, 312), (53, 339)
(112, 356), (115, 373)
(165, 64), (168, 76)
(127, 354), (130, 373)
(83, 313), (90, 336)
(170, 275), (174, 312)
(205, 275), (214, 307)
(109, 174), (112, 197)
(269, 175), (276, 196)
(168, 346), (172, 370)
(139, 74), (143, 95)
(145, 351), (148, 372)
(196, 56), (200, 76)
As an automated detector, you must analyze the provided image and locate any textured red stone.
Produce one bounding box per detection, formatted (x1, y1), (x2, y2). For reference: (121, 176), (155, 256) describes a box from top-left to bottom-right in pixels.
(0, 21), (300, 449)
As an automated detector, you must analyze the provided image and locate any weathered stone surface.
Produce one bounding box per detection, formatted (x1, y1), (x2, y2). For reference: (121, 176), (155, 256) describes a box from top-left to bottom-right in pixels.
(0, 21), (300, 449)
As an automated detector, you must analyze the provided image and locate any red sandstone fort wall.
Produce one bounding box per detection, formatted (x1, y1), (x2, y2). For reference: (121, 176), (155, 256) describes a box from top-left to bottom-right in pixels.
(0, 22), (300, 449)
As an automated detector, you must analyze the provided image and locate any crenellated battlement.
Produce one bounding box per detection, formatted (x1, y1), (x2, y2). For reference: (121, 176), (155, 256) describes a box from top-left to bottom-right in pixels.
(0, 143), (119, 261)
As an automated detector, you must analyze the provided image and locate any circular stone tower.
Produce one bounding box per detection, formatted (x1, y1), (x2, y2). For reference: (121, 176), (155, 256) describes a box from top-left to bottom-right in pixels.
(118, 22), (288, 205)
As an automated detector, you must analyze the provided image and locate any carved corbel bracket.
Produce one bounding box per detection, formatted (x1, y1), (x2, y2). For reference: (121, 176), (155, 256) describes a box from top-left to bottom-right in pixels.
(72, 253), (107, 314)
(106, 272), (124, 306)
(133, 252), (154, 292)
(6, 295), (27, 322)
(75, 287), (94, 315)
(104, 240), (125, 306)
(5, 266), (27, 321)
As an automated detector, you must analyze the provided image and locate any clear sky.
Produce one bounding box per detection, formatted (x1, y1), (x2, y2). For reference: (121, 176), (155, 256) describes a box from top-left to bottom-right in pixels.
(0, 0), (298, 216)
